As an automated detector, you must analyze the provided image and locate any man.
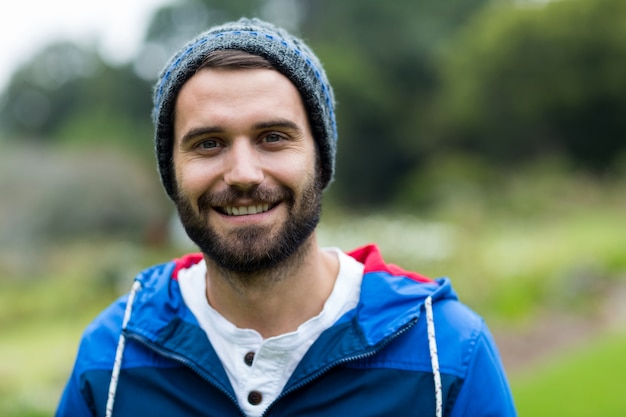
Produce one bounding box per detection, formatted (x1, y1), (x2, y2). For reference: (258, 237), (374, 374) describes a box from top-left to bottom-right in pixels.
(56, 18), (517, 417)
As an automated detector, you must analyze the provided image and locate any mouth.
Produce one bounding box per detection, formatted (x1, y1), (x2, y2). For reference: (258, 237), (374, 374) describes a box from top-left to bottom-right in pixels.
(216, 203), (274, 216)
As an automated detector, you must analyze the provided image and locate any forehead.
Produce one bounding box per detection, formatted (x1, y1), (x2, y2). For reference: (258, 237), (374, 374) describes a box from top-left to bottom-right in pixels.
(173, 67), (310, 134)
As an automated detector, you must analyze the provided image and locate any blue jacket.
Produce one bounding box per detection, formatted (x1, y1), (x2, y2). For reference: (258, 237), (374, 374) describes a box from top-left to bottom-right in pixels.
(56, 244), (516, 416)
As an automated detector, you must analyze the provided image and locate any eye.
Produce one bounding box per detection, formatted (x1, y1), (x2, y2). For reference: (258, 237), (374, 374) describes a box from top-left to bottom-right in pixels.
(198, 139), (219, 149)
(263, 132), (284, 143)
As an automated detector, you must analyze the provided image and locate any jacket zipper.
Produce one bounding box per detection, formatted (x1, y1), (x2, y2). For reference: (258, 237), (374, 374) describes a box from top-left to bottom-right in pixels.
(125, 331), (248, 417)
(260, 316), (420, 417)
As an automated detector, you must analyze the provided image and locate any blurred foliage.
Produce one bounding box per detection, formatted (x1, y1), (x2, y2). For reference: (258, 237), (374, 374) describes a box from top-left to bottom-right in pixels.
(435, 0), (626, 171)
(0, 240), (162, 415)
(0, 145), (169, 254)
(1, 0), (626, 211)
(321, 158), (626, 321)
(0, 43), (154, 153)
(299, 0), (491, 205)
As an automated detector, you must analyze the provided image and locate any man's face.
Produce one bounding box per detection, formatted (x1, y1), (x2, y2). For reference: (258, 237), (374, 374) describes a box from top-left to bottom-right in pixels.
(172, 67), (322, 274)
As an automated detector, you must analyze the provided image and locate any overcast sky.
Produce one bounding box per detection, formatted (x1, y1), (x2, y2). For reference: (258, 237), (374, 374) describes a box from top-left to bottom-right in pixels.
(0, 0), (175, 91)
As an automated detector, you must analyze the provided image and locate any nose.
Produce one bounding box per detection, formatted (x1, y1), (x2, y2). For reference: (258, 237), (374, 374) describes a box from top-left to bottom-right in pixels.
(223, 139), (264, 190)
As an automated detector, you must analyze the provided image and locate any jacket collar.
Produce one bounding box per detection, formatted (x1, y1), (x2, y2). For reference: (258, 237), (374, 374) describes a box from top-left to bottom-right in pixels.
(122, 244), (455, 387)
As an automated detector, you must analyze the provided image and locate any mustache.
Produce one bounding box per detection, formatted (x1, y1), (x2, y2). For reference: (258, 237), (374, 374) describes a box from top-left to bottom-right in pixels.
(197, 185), (294, 212)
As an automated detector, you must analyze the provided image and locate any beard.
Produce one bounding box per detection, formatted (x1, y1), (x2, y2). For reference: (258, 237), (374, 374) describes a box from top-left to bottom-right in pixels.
(175, 171), (322, 276)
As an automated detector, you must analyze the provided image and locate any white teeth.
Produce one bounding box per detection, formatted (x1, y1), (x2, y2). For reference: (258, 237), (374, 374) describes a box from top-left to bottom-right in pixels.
(223, 204), (271, 216)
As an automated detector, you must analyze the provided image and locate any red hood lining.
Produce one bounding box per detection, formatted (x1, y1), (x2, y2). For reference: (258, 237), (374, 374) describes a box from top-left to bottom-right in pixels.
(172, 253), (204, 280)
(347, 244), (432, 283)
(171, 244), (431, 283)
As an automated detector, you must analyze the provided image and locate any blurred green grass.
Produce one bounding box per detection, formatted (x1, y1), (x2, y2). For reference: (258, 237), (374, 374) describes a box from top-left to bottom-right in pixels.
(1, 318), (89, 416)
(512, 331), (626, 416)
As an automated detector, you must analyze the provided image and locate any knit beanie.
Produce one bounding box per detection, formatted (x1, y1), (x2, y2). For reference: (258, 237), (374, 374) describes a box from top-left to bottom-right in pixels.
(152, 17), (337, 200)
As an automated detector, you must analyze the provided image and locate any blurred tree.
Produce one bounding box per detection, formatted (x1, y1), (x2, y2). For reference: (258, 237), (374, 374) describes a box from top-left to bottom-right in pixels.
(299, 0), (491, 206)
(0, 42), (154, 152)
(0, 42), (103, 138)
(436, 0), (626, 171)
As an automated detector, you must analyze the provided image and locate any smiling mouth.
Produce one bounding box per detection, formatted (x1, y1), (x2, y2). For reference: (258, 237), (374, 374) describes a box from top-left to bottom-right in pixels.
(217, 203), (273, 216)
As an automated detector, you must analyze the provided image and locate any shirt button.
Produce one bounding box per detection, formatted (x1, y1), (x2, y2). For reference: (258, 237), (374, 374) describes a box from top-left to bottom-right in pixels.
(244, 351), (255, 366)
(248, 390), (263, 405)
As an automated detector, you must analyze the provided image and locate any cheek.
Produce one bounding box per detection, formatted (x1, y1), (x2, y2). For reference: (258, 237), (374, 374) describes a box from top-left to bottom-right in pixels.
(266, 145), (317, 185)
(174, 159), (218, 200)
(272, 161), (312, 192)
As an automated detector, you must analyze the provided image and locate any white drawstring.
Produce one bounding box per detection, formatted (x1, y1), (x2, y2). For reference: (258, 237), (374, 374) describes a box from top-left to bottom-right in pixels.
(425, 296), (443, 417)
(105, 280), (142, 417)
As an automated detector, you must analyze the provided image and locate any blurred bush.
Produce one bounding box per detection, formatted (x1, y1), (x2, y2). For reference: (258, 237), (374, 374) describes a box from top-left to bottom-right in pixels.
(0, 144), (170, 251)
(436, 0), (626, 171)
(0, 42), (154, 152)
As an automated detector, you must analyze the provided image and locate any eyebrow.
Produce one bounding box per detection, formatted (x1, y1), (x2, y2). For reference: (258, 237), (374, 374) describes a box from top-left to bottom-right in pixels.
(179, 126), (224, 147)
(178, 119), (303, 146)
(253, 119), (301, 133)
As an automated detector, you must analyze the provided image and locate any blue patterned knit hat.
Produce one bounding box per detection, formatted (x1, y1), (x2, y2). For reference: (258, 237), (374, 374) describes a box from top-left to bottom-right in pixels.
(152, 18), (337, 200)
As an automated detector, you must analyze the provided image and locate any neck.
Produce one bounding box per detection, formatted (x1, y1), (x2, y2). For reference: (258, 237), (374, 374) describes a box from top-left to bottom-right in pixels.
(203, 233), (339, 338)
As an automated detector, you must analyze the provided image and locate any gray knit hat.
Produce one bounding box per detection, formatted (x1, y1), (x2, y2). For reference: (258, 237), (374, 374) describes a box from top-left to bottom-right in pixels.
(152, 17), (337, 200)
